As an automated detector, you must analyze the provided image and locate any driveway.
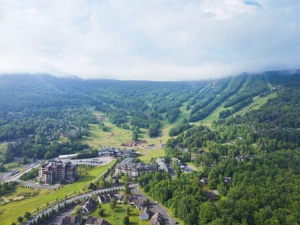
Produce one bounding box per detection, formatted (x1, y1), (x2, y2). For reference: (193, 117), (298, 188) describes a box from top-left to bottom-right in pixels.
(131, 186), (178, 225)
(22, 181), (60, 189)
(44, 205), (76, 225)
(4, 163), (40, 182)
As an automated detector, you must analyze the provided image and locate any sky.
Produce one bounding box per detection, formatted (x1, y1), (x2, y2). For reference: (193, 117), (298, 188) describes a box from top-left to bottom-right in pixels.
(0, 0), (299, 81)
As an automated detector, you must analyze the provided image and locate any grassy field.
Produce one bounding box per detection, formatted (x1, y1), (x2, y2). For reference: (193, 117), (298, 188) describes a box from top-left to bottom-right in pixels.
(88, 202), (148, 225)
(137, 148), (165, 163)
(82, 109), (132, 148)
(0, 161), (114, 225)
(82, 123), (132, 149)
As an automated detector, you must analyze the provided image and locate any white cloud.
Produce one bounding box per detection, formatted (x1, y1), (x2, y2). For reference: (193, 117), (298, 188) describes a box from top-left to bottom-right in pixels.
(0, 0), (299, 80)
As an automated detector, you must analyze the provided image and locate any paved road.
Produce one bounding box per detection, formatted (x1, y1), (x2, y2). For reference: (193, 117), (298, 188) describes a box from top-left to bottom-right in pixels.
(44, 205), (76, 225)
(22, 181), (60, 189)
(4, 163), (40, 182)
(5, 163), (59, 189)
(131, 186), (178, 225)
(22, 183), (179, 225)
(22, 184), (137, 225)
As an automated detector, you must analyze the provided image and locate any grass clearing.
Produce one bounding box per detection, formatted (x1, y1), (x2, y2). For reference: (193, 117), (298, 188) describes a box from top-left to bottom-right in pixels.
(137, 148), (165, 163)
(201, 101), (226, 127)
(88, 203), (147, 225)
(229, 92), (277, 118)
(82, 116), (132, 149)
(0, 161), (114, 225)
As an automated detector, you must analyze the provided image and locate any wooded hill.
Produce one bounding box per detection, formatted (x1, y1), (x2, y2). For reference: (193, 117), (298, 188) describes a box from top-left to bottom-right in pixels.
(1, 70), (300, 224)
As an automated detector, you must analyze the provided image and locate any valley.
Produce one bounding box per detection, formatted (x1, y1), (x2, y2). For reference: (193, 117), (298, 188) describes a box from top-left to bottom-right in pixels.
(0, 71), (300, 225)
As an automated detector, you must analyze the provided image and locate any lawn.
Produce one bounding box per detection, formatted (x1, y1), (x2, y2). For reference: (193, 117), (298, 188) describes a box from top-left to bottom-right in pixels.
(0, 161), (115, 225)
(88, 202), (148, 225)
(137, 148), (165, 163)
(82, 122), (132, 149)
(4, 161), (26, 172)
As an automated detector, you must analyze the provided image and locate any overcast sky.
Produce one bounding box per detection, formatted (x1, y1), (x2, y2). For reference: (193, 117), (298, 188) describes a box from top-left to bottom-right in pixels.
(0, 0), (299, 81)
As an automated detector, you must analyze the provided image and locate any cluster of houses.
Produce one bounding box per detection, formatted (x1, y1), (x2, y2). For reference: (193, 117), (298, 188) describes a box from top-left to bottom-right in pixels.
(140, 209), (164, 225)
(172, 158), (191, 173)
(98, 147), (137, 158)
(98, 193), (146, 209)
(61, 214), (108, 225)
(6, 126), (78, 145)
(59, 198), (107, 225)
(97, 192), (164, 225)
(69, 192), (164, 225)
(114, 158), (157, 178)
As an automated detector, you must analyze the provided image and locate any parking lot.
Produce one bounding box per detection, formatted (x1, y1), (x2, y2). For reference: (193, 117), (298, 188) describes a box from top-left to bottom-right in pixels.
(60, 156), (114, 166)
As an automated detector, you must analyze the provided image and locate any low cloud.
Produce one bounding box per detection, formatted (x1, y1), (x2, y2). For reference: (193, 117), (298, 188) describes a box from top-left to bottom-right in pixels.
(0, 0), (299, 80)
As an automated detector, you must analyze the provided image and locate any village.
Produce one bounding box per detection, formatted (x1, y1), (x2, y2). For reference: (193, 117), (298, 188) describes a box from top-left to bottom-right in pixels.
(24, 148), (233, 225)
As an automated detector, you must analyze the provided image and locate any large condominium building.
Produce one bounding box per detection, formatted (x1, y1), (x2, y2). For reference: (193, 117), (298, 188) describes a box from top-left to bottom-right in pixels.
(37, 160), (78, 184)
(115, 159), (157, 177)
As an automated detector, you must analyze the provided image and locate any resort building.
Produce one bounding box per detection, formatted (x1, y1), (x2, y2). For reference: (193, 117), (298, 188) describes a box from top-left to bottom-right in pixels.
(114, 158), (157, 177)
(37, 160), (78, 184)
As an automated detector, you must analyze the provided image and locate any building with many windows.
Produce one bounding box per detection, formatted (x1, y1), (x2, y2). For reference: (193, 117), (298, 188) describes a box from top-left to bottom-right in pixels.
(37, 160), (78, 184)
(114, 158), (157, 177)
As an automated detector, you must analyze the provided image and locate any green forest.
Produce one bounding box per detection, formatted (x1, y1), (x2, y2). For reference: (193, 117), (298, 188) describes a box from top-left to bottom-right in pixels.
(1, 70), (300, 224)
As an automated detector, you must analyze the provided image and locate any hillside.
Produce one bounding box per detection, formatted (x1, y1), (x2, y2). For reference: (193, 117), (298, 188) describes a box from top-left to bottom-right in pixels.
(1, 70), (300, 224)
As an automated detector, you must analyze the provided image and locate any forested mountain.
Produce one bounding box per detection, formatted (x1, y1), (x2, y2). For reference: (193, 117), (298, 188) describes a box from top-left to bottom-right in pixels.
(144, 71), (300, 225)
(1, 70), (300, 224)
(0, 71), (298, 160)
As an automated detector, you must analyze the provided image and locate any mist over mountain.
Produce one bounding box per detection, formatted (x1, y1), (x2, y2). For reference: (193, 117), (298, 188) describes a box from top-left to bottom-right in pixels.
(1, 1), (300, 80)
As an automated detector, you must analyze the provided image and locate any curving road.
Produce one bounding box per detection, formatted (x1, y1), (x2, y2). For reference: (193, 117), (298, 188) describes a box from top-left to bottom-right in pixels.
(4, 163), (40, 183)
(131, 186), (178, 225)
(22, 183), (179, 225)
(22, 184), (137, 225)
